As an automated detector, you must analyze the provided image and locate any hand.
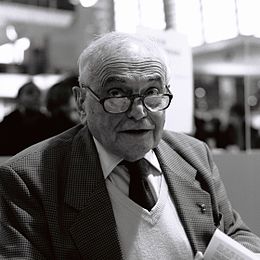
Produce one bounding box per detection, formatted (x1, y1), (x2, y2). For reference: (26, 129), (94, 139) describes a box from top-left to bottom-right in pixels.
(194, 251), (204, 260)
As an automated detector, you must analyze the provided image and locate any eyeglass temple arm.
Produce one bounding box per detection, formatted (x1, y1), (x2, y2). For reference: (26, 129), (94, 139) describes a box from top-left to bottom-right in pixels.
(88, 87), (101, 102)
(165, 84), (171, 92)
(79, 82), (100, 101)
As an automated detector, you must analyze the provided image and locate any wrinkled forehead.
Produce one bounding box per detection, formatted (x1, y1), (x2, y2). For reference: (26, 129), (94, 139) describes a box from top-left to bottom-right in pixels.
(95, 57), (167, 88)
(80, 39), (169, 87)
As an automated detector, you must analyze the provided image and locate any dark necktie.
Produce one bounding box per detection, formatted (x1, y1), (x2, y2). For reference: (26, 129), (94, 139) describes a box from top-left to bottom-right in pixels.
(123, 158), (156, 211)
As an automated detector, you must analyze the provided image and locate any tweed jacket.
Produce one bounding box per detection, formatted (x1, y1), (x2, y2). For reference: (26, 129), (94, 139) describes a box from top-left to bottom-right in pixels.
(1, 124), (260, 259)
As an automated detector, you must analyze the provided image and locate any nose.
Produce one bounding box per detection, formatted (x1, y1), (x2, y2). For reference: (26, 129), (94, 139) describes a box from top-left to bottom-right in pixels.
(127, 98), (147, 120)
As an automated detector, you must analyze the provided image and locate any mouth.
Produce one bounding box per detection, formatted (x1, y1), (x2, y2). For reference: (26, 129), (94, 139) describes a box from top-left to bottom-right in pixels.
(120, 129), (152, 135)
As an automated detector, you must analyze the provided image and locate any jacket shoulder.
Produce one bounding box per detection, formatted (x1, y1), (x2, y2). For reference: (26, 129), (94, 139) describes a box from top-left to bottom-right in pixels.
(162, 130), (206, 151)
(161, 130), (213, 173)
(2, 124), (84, 169)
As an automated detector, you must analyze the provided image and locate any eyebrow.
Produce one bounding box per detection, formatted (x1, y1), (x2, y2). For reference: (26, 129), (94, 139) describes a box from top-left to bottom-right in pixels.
(105, 77), (126, 84)
(147, 76), (162, 83)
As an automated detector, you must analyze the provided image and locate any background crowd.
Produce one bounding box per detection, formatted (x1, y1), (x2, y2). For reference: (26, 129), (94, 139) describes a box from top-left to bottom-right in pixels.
(0, 75), (80, 155)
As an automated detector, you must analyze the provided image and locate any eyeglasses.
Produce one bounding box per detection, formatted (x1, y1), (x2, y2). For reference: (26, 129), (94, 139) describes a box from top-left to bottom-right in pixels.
(85, 85), (173, 114)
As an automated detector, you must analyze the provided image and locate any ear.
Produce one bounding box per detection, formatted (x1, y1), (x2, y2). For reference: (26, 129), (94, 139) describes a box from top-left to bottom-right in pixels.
(73, 86), (85, 109)
(72, 86), (87, 123)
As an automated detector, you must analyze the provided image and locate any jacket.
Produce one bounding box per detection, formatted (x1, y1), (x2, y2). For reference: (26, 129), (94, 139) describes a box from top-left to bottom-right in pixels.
(1, 124), (260, 259)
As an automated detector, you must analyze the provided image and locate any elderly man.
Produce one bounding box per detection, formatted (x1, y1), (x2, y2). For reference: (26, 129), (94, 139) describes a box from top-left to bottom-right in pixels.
(1, 32), (260, 260)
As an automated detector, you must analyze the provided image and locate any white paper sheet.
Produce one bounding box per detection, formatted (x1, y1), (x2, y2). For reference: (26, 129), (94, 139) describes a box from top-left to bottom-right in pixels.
(204, 229), (259, 260)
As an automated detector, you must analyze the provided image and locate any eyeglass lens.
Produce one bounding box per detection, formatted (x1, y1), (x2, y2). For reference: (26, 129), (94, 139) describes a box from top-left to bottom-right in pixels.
(144, 96), (169, 111)
(104, 97), (130, 113)
(103, 95), (170, 113)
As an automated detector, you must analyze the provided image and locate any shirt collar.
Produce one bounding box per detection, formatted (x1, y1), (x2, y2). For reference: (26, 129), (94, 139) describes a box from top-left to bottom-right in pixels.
(93, 137), (161, 179)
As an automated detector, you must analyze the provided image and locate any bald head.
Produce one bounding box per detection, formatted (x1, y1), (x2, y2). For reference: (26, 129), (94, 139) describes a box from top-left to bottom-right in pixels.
(78, 31), (170, 88)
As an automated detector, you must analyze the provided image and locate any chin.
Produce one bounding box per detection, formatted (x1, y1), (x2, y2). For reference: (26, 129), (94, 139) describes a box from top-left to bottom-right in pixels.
(120, 146), (152, 161)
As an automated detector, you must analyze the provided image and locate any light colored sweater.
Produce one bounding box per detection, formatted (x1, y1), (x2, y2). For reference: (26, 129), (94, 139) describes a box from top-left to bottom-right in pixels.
(107, 175), (194, 260)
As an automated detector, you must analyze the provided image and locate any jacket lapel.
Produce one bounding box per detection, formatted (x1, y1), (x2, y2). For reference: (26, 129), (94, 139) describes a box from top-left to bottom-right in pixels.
(64, 127), (122, 259)
(155, 138), (216, 253)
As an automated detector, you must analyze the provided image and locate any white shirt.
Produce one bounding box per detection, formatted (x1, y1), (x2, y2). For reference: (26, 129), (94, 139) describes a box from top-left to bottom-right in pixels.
(93, 137), (162, 199)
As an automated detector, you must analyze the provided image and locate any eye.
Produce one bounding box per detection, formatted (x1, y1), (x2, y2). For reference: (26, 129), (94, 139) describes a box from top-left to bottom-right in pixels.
(108, 88), (125, 97)
(145, 87), (160, 96)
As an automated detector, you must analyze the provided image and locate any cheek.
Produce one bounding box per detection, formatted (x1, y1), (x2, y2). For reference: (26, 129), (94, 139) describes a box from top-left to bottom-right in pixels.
(85, 102), (119, 141)
(152, 112), (165, 134)
(149, 112), (165, 148)
(85, 102), (99, 125)
(84, 98), (100, 119)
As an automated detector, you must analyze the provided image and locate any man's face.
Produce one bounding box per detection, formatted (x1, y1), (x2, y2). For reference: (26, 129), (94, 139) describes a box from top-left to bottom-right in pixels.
(82, 75), (166, 161)
(77, 40), (169, 161)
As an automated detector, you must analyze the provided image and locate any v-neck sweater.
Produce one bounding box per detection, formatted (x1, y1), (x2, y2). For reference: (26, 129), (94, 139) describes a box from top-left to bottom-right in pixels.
(106, 175), (194, 260)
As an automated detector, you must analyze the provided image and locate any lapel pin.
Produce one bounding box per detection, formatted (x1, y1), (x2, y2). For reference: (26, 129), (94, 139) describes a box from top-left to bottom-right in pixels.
(198, 203), (206, 213)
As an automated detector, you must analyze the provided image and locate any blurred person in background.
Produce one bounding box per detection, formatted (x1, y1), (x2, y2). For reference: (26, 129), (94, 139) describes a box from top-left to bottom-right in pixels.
(217, 103), (245, 151)
(43, 75), (80, 138)
(194, 114), (222, 149)
(0, 81), (48, 155)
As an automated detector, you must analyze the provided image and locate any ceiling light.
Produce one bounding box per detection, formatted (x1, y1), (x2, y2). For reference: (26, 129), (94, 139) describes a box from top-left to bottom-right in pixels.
(6, 25), (17, 41)
(79, 0), (98, 8)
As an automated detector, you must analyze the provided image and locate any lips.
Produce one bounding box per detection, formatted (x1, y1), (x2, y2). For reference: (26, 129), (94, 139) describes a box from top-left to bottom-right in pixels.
(120, 129), (153, 135)
(119, 120), (155, 134)
(123, 129), (150, 133)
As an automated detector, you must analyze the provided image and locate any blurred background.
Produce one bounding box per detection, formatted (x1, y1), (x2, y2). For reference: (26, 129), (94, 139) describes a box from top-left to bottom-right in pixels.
(1, 0), (260, 151)
(0, 0), (260, 235)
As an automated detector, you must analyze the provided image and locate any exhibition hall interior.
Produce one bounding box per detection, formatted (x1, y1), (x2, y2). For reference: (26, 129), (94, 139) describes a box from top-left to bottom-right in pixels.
(0, 0), (260, 235)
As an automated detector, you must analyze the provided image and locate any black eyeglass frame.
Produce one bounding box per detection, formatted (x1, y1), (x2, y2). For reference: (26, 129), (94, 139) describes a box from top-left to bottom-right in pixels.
(83, 84), (173, 114)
